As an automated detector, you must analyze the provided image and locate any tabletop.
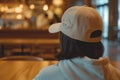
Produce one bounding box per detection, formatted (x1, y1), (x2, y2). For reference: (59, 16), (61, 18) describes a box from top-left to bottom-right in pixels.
(0, 60), (58, 80)
(0, 59), (119, 80)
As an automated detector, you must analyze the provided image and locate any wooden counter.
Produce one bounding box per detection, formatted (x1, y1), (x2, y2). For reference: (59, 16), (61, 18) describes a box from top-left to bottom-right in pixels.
(0, 29), (60, 57)
(0, 29), (59, 39)
(0, 39), (60, 57)
(0, 58), (119, 80)
(0, 39), (59, 45)
(0, 60), (58, 80)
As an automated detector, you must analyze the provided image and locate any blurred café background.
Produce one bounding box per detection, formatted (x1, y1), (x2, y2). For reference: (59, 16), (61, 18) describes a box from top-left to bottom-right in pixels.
(1, 0), (120, 80)
(0, 0), (119, 60)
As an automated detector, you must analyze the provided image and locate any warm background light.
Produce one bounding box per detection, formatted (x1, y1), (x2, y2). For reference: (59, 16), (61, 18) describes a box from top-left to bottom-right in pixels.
(1, 6), (8, 12)
(53, 0), (63, 6)
(30, 4), (35, 10)
(54, 7), (62, 16)
(43, 4), (48, 11)
(23, 9), (32, 18)
(15, 7), (22, 13)
(0, 7), (5, 12)
(19, 4), (23, 8)
(16, 14), (22, 19)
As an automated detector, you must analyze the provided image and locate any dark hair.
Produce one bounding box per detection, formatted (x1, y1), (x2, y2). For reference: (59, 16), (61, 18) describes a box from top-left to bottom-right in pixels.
(55, 32), (104, 60)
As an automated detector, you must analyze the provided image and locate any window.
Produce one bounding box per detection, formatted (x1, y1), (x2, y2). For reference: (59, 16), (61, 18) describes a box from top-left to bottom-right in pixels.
(117, 0), (120, 39)
(92, 0), (109, 38)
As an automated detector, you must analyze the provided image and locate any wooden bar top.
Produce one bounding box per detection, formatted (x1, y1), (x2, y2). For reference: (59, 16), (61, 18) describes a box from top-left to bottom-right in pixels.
(0, 29), (59, 39)
(0, 59), (119, 80)
(0, 60), (58, 80)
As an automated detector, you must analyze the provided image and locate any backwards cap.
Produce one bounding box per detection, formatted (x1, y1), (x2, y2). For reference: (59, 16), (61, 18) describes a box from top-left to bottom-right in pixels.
(49, 6), (103, 42)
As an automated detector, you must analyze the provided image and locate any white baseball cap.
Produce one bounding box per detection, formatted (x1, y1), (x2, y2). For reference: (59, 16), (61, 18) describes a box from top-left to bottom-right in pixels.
(49, 6), (103, 42)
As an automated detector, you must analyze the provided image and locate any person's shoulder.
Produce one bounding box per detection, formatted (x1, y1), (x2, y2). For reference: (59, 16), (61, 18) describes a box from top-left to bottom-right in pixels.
(34, 64), (62, 80)
(40, 64), (59, 74)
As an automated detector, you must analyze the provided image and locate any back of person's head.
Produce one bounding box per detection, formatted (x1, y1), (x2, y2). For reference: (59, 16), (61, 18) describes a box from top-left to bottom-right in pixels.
(48, 6), (104, 60)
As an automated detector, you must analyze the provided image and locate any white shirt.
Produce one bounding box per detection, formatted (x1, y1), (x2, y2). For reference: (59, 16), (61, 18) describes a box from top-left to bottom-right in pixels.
(34, 57), (105, 80)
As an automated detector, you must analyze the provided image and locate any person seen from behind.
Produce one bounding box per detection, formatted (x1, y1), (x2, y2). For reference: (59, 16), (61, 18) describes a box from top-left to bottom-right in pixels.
(34, 6), (120, 80)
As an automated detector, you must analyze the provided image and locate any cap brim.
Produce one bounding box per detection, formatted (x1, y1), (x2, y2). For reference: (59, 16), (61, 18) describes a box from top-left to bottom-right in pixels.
(48, 23), (61, 33)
